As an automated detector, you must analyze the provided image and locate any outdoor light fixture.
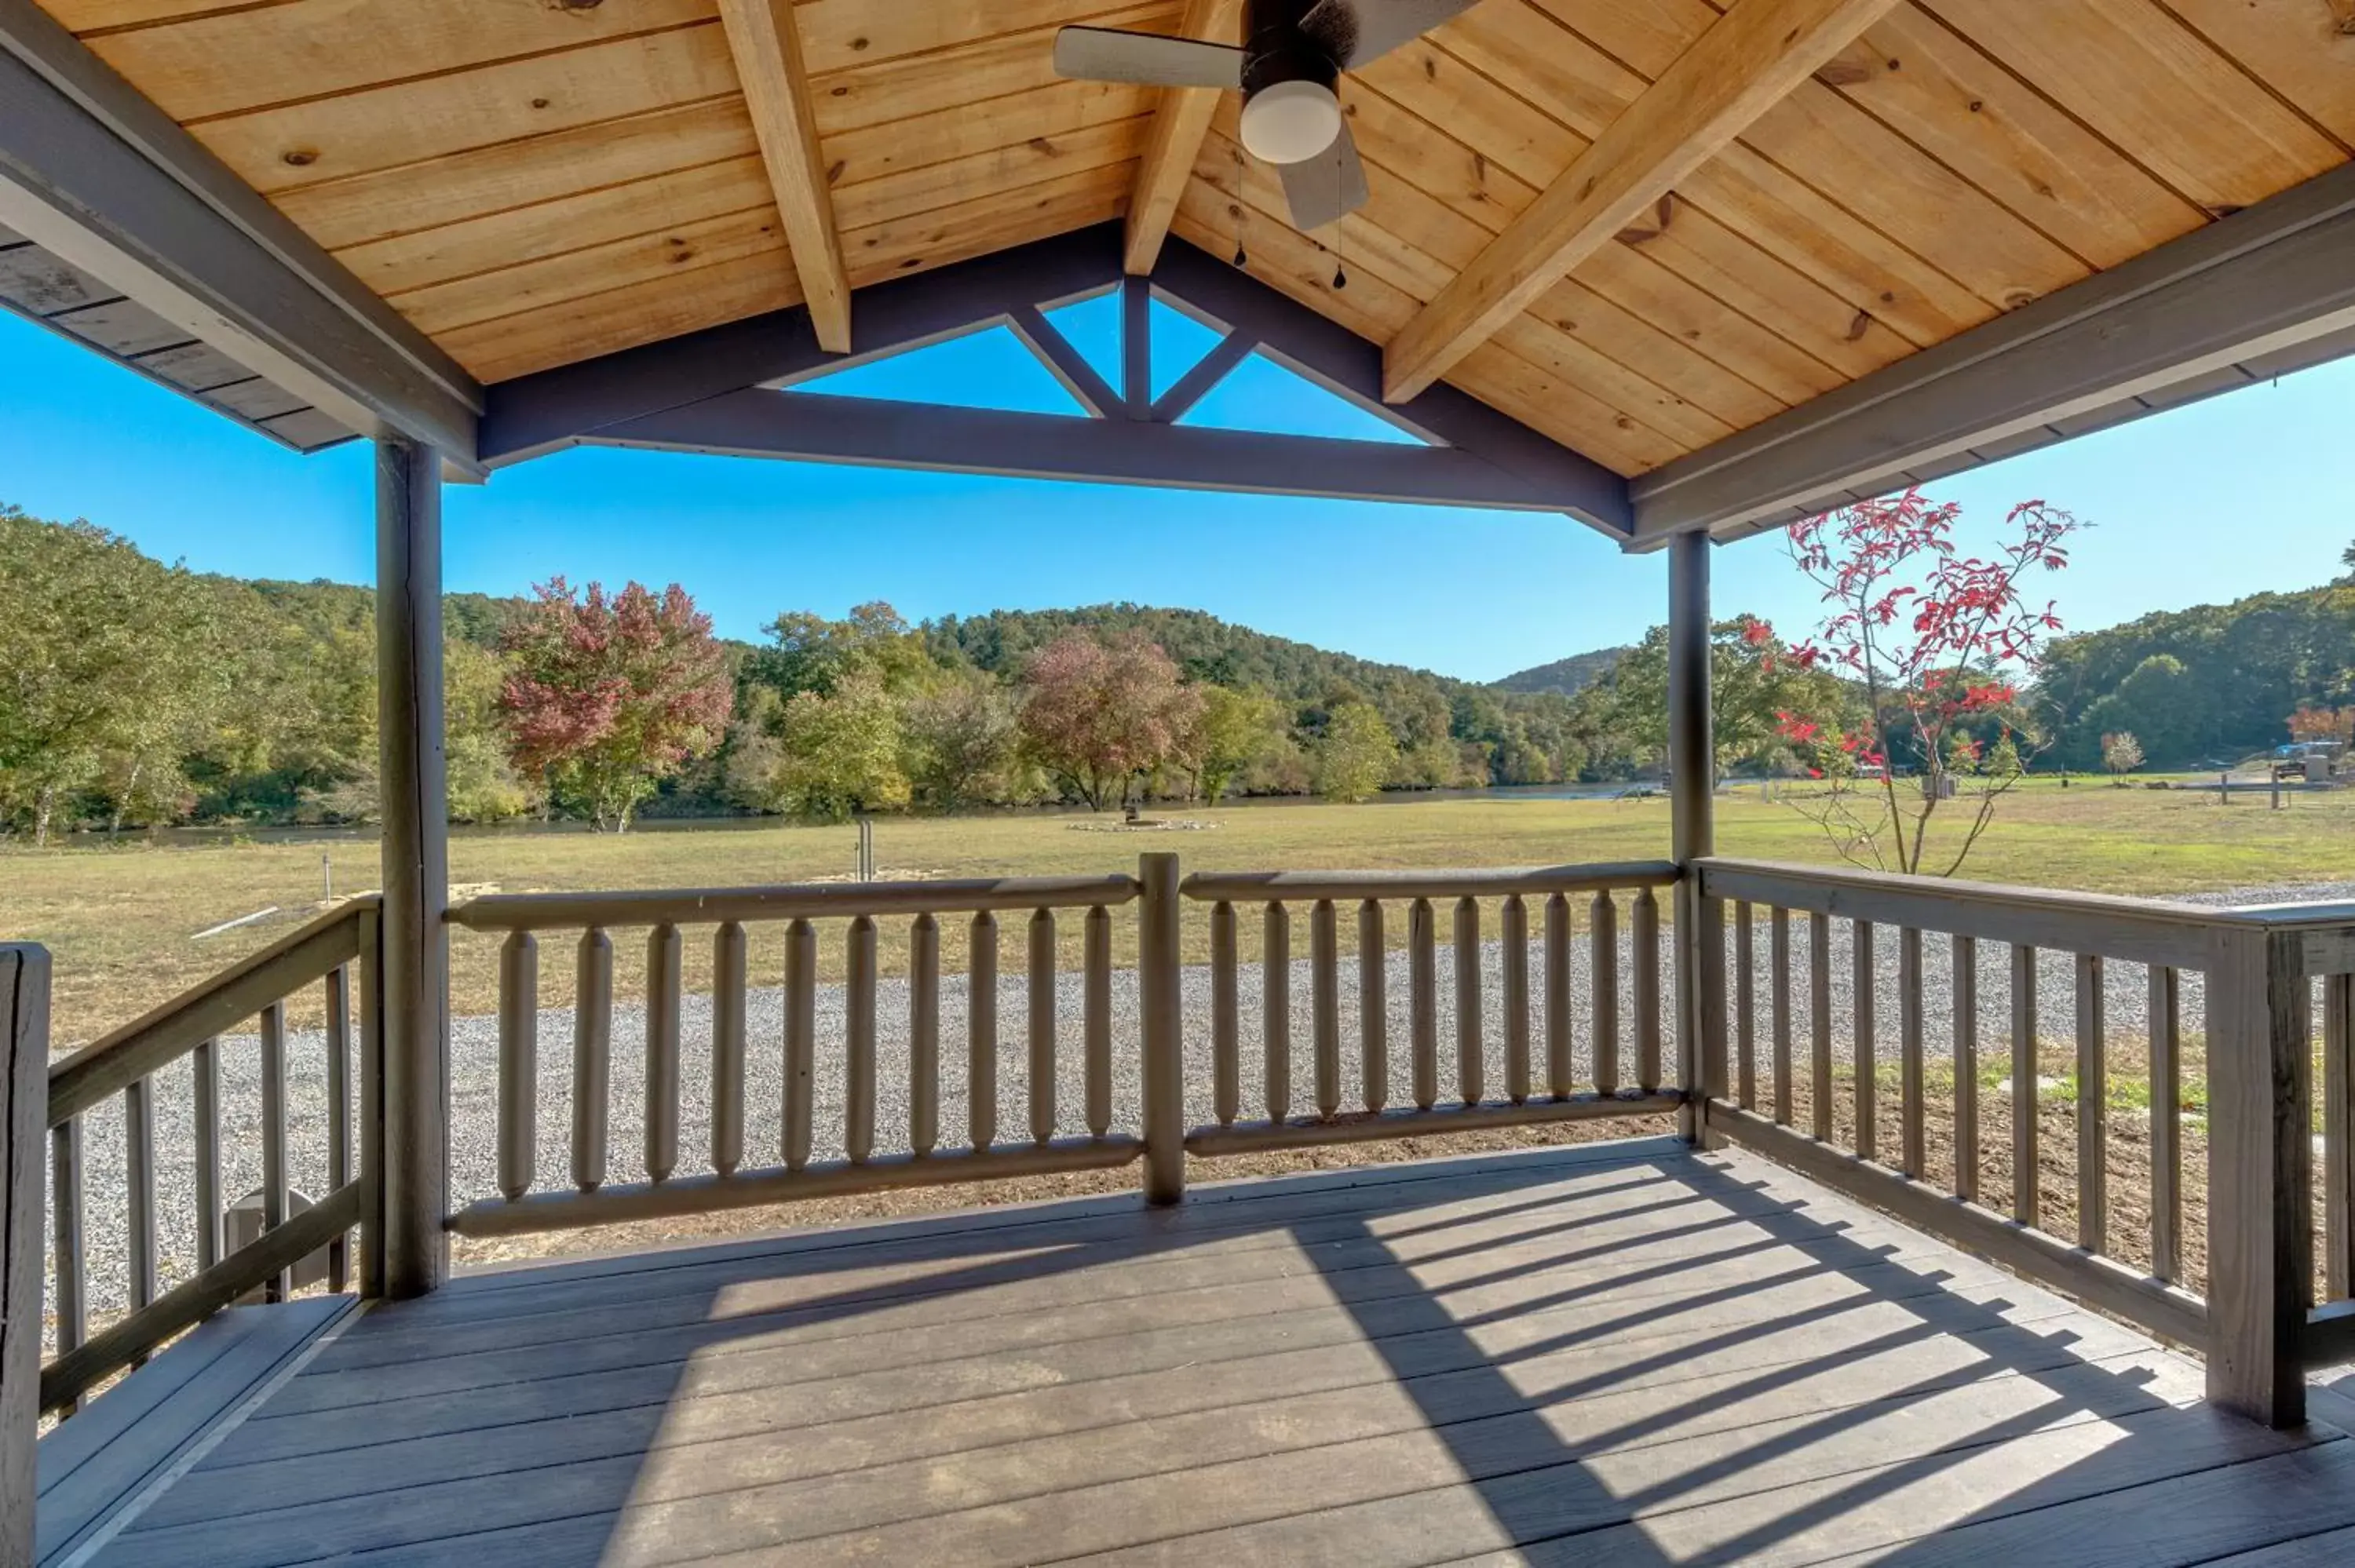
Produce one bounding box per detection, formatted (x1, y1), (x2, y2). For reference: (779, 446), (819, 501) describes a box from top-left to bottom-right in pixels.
(1239, 78), (1344, 165)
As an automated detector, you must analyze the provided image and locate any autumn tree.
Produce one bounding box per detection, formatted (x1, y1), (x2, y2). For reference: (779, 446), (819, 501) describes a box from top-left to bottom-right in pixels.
(497, 578), (732, 831)
(904, 666), (1026, 811)
(2101, 731), (2145, 779)
(1018, 633), (1202, 810)
(0, 506), (223, 843)
(1315, 702), (1397, 803)
(1767, 490), (2083, 877)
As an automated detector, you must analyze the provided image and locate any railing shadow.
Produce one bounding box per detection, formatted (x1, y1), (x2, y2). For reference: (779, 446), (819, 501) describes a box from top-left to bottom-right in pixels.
(61, 1140), (2346, 1566)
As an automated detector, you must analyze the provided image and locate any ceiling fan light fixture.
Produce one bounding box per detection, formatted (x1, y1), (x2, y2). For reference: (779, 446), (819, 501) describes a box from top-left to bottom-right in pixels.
(1240, 78), (1342, 165)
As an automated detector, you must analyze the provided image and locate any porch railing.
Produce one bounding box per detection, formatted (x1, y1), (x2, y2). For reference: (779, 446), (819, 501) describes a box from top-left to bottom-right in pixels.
(32, 898), (381, 1414)
(1692, 857), (2355, 1419)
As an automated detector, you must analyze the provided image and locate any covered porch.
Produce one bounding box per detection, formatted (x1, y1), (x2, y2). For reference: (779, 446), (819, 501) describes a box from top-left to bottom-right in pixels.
(9, 1), (2355, 1563)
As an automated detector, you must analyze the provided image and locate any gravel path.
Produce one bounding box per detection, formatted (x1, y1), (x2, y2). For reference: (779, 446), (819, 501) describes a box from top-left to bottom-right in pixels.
(47, 877), (2342, 1328)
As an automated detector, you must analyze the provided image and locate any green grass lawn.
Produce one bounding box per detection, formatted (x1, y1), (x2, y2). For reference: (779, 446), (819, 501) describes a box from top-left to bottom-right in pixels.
(4, 779), (2346, 1048)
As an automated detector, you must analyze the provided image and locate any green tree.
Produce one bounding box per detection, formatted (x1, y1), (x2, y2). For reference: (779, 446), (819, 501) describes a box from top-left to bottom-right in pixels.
(1315, 702), (1397, 803)
(758, 668), (911, 822)
(1185, 685), (1285, 803)
(903, 665), (1024, 811)
(0, 506), (223, 843)
(750, 600), (931, 700)
(498, 578), (733, 831)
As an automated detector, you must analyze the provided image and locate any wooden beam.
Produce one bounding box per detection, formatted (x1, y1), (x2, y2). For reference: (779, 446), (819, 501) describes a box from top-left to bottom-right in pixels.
(1381, 0), (1899, 403)
(1125, 0), (1242, 276)
(716, 0), (849, 354)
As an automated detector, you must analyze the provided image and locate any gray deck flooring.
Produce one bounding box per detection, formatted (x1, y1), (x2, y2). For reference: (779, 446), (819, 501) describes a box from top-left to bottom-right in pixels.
(43, 1136), (2355, 1566)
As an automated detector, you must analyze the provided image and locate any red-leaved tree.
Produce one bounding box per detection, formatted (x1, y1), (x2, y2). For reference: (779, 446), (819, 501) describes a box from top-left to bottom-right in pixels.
(498, 578), (733, 832)
(1018, 633), (1203, 811)
(1762, 490), (2083, 877)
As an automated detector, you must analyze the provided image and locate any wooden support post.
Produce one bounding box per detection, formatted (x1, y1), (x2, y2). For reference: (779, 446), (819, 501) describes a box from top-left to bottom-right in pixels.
(2, 945), (51, 1568)
(1668, 531), (1717, 1143)
(2204, 925), (2310, 1427)
(376, 436), (449, 1298)
(1140, 854), (1185, 1205)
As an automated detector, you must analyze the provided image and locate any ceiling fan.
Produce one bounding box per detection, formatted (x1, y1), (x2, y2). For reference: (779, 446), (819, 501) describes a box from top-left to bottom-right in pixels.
(1053, 0), (1477, 231)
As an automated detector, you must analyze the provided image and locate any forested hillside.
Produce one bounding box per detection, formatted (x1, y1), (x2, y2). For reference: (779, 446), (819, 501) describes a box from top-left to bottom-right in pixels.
(1492, 647), (1630, 698)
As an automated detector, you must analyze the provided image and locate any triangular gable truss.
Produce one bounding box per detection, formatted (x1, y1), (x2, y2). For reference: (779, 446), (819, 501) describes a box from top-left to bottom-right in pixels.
(478, 223), (1633, 537)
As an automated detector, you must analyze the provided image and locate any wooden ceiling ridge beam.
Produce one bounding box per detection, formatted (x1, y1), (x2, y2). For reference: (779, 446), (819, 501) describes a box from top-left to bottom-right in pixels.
(1124, 0), (1243, 275)
(717, 0), (850, 353)
(1378, 0), (1903, 405)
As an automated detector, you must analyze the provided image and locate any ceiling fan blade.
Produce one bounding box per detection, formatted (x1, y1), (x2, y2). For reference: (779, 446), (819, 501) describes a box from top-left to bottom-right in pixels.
(1302, 0), (1481, 68)
(1052, 27), (1244, 88)
(1278, 119), (1370, 232)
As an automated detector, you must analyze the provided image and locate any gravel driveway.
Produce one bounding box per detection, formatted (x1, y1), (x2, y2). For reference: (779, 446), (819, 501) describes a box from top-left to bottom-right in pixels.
(48, 877), (2342, 1326)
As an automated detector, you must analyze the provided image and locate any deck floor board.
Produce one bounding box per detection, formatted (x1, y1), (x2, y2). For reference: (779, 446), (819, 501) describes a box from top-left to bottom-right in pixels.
(48, 1140), (2355, 1566)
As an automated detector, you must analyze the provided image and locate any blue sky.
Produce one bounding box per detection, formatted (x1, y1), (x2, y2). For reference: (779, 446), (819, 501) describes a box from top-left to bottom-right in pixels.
(3, 293), (2350, 684)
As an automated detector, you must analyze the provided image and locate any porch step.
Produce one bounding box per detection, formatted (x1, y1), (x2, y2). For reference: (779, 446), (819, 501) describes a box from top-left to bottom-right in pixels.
(35, 1295), (356, 1565)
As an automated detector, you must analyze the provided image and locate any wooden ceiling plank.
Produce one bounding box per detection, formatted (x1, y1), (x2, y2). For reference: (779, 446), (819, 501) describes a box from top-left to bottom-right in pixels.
(1922, 0), (2343, 213)
(1816, 7), (2207, 270)
(1175, 168), (1685, 472)
(796, 0), (1138, 76)
(2158, 0), (2355, 148)
(279, 100), (759, 254)
(835, 115), (1146, 232)
(82, 0), (718, 124)
(1124, 0), (1241, 275)
(809, 2), (1176, 139)
(839, 158), (1134, 287)
(825, 78), (1154, 191)
(1629, 206), (1914, 381)
(1382, 0), (1904, 403)
(44, 2), (272, 30)
(1199, 129), (1742, 447)
(194, 24), (743, 197)
(1441, 0), (1990, 341)
(1340, 68), (1853, 406)
(717, 0), (849, 352)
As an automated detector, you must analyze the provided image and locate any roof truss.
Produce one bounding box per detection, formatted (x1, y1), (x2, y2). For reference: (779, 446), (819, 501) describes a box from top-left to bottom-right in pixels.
(1124, 0), (1243, 277)
(482, 222), (1630, 532)
(1382, 0), (1901, 403)
(715, 0), (849, 355)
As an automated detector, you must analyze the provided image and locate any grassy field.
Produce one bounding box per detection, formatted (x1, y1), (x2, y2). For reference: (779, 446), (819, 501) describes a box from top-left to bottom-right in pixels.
(3, 777), (2344, 1049)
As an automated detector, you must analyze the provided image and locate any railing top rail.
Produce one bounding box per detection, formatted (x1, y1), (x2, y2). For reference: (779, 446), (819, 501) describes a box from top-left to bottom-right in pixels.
(48, 895), (375, 1125)
(1699, 856), (2355, 972)
(1180, 861), (1680, 904)
(445, 873), (1142, 932)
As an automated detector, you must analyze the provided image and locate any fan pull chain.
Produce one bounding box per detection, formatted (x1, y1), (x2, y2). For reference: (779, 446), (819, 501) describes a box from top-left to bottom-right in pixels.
(1231, 146), (1250, 270)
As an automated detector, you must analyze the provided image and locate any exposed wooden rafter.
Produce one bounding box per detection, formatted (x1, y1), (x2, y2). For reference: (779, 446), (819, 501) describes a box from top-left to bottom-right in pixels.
(715, 0), (849, 354)
(1124, 0), (1243, 276)
(1379, 0), (1901, 404)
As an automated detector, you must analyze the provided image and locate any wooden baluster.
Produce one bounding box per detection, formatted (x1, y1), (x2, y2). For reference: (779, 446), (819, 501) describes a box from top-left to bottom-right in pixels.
(1410, 897), (1438, 1110)
(573, 929), (612, 1193)
(1544, 893), (1572, 1100)
(1591, 892), (1619, 1096)
(1028, 908), (1057, 1144)
(1265, 902), (1292, 1122)
(1502, 895), (1530, 1105)
(1852, 921), (1875, 1161)
(261, 1000), (288, 1301)
(192, 1037), (220, 1269)
(1312, 899), (1340, 1120)
(2321, 971), (2353, 1302)
(2151, 962), (2183, 1284)
(783, 918), (816, 1170)
(645, 923), (681, 1183)
(1735, 901), (1756, 1110)
(1899, 926), (1925, 1177)
(849, 915), (878, 1161)
(1771, 910), (1793, 1125)
(125, 1078), (155, 1331)
(1455, 896), (1483, 1106)
(968, 912), (997, 1151)
(1633, 887), (1661, 1092)
(2013, 943), (2039, 1227)
(1810, 913), (1832, 1141)
(911, 913), (941, 1155)
(324, 966), (351, 1290)
(1211, 900), (1239, 1127)
(711, 921), (747, 1178)
(1953, 935), (1978, 1203)
(497, 932), (538, 1202)
(1086, 905), (1112, 1139)
(52, 1118), (84, 1415)
(1359, 901), (1387, 1113)
(2076, 951), (2106, 1253)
